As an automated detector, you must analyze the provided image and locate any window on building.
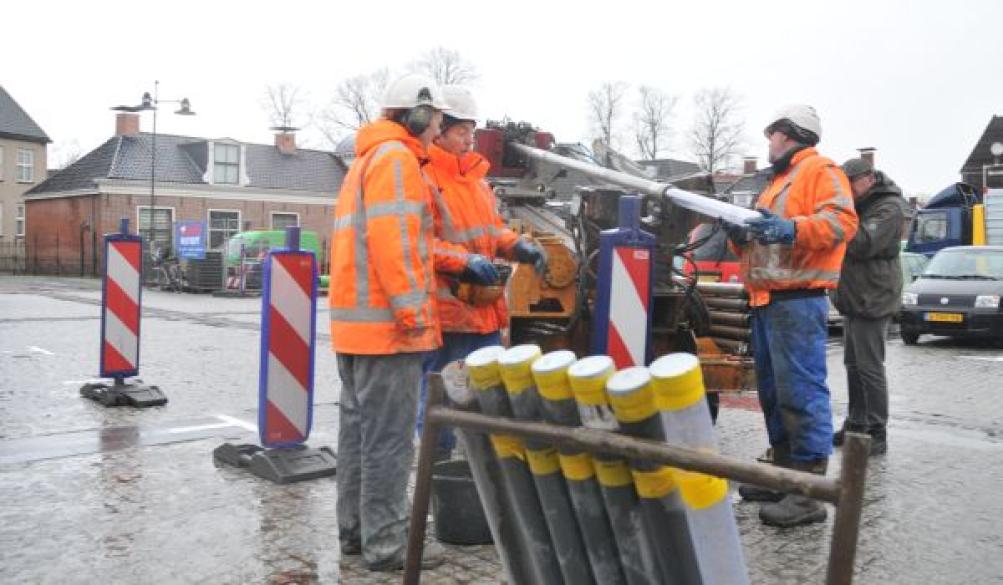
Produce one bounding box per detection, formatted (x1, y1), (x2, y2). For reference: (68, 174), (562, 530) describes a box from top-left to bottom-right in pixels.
(271, 212), (299, 230)
(17, 148), (34, 183)
(208, 210), (240, 249)
(16, 204), (25, 238)
(138, 207), (174, 256)
(214, 143), (240, 184)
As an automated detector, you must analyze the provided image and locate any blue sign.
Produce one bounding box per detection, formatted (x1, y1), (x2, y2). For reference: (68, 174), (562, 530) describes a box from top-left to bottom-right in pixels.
(175, 221), (206, 260)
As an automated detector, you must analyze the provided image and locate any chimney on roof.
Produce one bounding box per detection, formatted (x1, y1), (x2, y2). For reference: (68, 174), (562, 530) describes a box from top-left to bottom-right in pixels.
(272, 126), (298, 155)
(743, 156), (757, 175)
(116, 113), (140, 136)
(858, 147), (876, 167)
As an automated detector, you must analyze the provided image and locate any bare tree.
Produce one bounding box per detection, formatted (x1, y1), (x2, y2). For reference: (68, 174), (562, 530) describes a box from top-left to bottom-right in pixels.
(689, 87), (745, 174)
(55, 139), (83, 169)
(315, 69), (389, 148)
(633, 86), (677, 161)
(409, 47), (479, 85)
(587, 81), (629, 148)
(263, 83), (306, 129)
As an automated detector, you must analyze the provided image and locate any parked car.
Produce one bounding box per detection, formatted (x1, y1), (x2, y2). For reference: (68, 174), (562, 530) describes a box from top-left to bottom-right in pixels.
(899, 246), (1003, 344)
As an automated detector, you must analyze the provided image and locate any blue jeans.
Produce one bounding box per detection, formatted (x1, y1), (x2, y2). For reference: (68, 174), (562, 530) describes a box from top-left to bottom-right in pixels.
(750, 296), (833, 462)
(416, 331), (503, 454)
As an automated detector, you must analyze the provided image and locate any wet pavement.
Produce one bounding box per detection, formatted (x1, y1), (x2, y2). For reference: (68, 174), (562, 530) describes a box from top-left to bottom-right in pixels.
(1, 275), (1002, 584)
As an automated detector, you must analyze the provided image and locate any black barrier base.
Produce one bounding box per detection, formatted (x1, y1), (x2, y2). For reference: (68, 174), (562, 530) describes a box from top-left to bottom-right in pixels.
(80, 379), (168, 408)
(213, 443), (337, 484)
(211, 289), (261, 298)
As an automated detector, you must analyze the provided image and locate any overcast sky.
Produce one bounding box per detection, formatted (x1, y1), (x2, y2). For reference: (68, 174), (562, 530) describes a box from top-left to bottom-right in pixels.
(5, 0), (1002, 196)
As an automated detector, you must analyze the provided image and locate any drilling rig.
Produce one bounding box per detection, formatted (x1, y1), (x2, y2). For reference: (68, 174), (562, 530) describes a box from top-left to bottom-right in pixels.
(474, 120), (756, 400)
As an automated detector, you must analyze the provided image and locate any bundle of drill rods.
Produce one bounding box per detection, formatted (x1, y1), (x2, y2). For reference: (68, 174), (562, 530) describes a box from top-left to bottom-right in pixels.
(439, 344), (750, 585)
(694, 281), (751, 355)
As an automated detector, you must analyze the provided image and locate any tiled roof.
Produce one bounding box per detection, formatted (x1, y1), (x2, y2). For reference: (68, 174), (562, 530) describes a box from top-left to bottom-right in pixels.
(27, 132), (343, 197)
(0, 85), (50, 143)
(637, 157), (701, 180)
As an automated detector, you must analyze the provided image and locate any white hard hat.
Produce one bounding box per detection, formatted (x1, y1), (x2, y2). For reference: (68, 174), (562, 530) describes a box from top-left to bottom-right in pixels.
(764, 104), (822, 142)
(441, 85), (478, 122)
(381, 74), (451, 111)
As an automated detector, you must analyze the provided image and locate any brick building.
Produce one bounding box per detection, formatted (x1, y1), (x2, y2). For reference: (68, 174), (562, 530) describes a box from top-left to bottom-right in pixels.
(24, 113), (343, 275)
(0, 85), (49, 253)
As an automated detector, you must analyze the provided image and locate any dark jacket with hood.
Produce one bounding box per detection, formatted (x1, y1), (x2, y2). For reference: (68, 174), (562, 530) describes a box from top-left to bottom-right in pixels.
(832, 171), (908, 319)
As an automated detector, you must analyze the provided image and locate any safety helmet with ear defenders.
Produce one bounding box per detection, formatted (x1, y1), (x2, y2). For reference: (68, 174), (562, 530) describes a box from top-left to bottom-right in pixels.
(381, 73), (450, 136)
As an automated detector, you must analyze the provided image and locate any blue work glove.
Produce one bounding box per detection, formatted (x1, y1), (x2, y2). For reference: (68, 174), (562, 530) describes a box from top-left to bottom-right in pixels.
(744, 209), (796, 245)
(462, 254), (500, 285)
(513, 240), (548, 274)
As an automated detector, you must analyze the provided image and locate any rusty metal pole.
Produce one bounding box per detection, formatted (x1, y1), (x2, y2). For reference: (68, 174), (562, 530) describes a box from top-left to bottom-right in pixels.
(826, 432), (871, 585)
(403, 372), (444, 585)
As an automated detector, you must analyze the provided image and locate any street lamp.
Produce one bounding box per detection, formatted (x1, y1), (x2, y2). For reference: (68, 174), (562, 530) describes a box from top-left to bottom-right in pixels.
(984, 142), (1003, 193)
(112, 81), (195, 280)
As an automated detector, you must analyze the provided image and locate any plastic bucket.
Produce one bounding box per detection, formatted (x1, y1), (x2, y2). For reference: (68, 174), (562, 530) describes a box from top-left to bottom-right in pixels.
(431, 459), (493, 545)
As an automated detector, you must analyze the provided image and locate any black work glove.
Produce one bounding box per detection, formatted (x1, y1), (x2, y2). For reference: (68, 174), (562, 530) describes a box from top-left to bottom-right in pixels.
(513, 240), (548, 274)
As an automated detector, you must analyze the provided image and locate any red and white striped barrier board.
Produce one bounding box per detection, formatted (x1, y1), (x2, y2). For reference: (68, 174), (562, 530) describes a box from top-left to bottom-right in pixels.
(607, 246), (652, 368)
(100, 235), (143, 378)
(591, 195), (656, 368)
(258, 249), (318, 448)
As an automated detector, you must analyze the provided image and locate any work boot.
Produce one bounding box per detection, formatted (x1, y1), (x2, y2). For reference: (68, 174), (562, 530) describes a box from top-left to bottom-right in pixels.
(759, 458), (828, 528)
(340, 539), (362, 556)
(833, 421), (866, 446)
(868, 429), (888, 456)
(368, 541), (445, 572)
(739, 444), (787, 503)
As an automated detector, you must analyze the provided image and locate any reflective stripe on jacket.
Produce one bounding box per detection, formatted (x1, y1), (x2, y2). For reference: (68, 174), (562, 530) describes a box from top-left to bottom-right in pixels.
(328, 120), (441, 354)
(739, 147), (858, 307)
(426, 144), (521, 333)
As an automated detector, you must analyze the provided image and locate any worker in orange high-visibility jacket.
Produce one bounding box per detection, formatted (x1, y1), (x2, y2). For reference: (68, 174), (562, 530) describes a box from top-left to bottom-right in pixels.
(415, 85), (547, 461)
(329, 73), (483, 572)
(727, 104), (858, 529)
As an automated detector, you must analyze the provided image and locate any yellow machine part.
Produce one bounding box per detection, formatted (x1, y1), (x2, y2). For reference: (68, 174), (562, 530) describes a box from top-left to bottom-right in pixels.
(507, 234), (578, 319)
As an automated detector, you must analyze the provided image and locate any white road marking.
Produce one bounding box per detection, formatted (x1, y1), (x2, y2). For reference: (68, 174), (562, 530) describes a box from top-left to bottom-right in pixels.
(959, 355), (1003, 362)
(215, 414), (258, 432)
(166, 422), (236, 434)
(28, 346), (55, 356)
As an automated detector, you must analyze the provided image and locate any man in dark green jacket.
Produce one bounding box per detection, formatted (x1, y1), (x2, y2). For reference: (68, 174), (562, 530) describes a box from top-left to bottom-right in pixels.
(831, 158), (907, 455)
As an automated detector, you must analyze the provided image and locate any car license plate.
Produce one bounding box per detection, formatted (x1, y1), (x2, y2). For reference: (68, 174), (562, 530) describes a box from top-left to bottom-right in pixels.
(697, 274), (720, 283)
(925, 312), (963, 323)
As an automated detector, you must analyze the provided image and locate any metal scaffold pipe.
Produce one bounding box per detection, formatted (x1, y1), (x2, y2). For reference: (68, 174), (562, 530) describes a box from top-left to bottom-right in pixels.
(508, 142), (760, 226)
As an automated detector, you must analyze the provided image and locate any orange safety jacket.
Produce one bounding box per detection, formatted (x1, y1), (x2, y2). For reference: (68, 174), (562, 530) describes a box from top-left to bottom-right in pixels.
(328, 120), (442, 355)
(425, 144), (522, 333)
(737, 147), (859, 307)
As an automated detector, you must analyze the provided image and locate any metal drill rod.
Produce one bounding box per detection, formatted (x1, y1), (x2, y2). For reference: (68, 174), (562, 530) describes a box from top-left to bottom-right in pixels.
(509, 142), (760, 226)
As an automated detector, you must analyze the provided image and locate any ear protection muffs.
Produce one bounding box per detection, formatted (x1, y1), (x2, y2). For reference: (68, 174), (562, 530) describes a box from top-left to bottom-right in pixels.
(404, 104), (434, 136)
(403, 86), (435, 136)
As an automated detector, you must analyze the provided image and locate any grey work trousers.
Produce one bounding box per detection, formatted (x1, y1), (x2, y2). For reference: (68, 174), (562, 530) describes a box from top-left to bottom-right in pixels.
(336, 351), (424, 569)
(842, 316), (890, 437)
